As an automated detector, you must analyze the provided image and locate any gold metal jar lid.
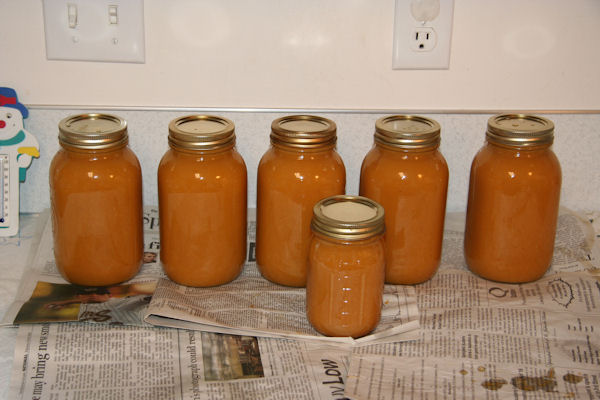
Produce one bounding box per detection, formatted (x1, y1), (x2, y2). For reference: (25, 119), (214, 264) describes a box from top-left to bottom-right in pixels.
(375, 115), (441, 149)
(58, 113), (128, 150)
(486, 114), (554, 147)
(271, 115), (337, 149)
(311, 195), (385, 241)
(168, 115), (235, 151)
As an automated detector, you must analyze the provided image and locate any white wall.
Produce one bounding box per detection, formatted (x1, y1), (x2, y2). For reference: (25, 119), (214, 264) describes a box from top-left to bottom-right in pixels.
(1, 1), (599, 213)
(1, 0), (600, 110)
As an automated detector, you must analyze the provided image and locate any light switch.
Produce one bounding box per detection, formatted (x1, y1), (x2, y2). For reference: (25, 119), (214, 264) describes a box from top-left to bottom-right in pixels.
(108, 5), (118, 25)
(67, 3), (77, 28)
(42, 0), (145, 63)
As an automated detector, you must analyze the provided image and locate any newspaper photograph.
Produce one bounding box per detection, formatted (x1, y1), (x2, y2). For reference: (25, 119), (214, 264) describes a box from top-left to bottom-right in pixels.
(13, 281), (156, 325)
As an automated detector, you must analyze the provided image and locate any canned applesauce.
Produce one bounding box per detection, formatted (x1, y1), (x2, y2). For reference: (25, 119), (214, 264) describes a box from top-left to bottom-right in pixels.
(306, 195), (385, 338)
(158, 115), (247, 287)
(464, 114), (562, 283)
(50, 113), (143, 286)
(256, 115), (346, 287)
(360, 115), (448, 284)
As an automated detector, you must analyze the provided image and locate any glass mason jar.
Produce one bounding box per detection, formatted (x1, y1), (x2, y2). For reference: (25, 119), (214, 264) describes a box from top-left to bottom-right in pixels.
(360, 115), (448, 284)
(306, 195), (385, 338)
(158, 115), (247, 287)
(50, 113), (143, 286)
(256, 115), (346, 287)
(464, 114), (562, 283)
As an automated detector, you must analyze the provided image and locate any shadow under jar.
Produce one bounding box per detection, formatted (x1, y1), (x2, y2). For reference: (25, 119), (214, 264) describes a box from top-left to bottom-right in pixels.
(49, 113), (143, 286)
(306, 195), (386, 338)
(256, 115), (346, 287)
(360, 115), (448, 284)
(464, 114), (562, 283)
(158, 115), (247, 287)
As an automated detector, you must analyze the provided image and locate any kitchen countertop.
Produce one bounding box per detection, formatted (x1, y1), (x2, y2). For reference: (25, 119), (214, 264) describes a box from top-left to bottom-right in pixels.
(1, 211), (599, 399)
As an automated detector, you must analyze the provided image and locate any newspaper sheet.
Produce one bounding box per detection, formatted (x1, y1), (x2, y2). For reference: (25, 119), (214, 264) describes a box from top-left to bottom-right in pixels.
(9, 323), (351, 400)
(1, 207), (164, 327)
(144, 211), (420, 346)
(3, 207), (420, 344)
(346, 209), (600, 399)
(5, 208), (600, 399)
(0, 213), (47, 399)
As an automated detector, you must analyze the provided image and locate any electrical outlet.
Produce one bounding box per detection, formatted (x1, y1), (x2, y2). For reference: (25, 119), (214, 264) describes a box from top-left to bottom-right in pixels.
(411, 27), (437, 51)
(392, 0), (454, 70)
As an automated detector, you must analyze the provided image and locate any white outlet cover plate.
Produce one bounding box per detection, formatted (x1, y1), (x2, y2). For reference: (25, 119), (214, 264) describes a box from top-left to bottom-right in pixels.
(392, 0), (454, 70)
(43, 0), (145, 63)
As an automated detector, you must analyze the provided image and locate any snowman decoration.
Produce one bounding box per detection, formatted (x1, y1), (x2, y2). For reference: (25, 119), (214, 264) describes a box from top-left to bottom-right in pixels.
(0, 87), (39, 236)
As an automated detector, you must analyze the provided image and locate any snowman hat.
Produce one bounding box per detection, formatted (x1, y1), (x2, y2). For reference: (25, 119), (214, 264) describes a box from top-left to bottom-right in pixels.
(0, 87), (29, 119)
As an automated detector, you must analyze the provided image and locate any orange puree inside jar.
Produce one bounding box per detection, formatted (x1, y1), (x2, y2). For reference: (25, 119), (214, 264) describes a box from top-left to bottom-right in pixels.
(257, 115), (345, 287)
(158, 115), (247, 287)
(50, 114), (143, 286)
(360, 115), (448, 284)
(464, 114), (562, 283)
(307, 196), (385, 338)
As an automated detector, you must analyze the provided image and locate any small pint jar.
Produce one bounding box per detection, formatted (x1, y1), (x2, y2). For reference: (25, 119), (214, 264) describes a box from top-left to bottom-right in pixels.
(256, 115), (346, 287)
(50, 114), (143, 286)
(464, 114), (562, 283)
(306, 195), (385, 338)
(158, 115), (247, 287)
(360, 115), (448, 284)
